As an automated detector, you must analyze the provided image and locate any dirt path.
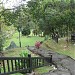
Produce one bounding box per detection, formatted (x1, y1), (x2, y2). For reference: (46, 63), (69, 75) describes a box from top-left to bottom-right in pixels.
(27, 46), (75, 75)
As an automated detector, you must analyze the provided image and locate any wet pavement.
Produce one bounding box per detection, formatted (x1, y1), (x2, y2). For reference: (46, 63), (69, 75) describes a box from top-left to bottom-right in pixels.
(27, 46), (75, 75)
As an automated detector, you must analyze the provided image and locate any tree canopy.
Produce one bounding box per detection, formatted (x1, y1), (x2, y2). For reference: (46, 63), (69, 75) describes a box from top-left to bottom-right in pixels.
(0, 0), (75, 50)
(27, 0), (75, 36)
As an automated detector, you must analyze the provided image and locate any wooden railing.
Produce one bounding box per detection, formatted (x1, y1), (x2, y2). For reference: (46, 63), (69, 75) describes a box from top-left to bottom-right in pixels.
(0, 55), (52, 75)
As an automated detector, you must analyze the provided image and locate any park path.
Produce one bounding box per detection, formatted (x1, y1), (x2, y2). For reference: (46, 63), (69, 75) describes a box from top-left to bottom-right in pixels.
(27, 46), (75, 75)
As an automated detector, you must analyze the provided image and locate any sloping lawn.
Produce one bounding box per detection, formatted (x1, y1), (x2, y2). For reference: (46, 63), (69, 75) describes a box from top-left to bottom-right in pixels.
(44, 38), (75, 59)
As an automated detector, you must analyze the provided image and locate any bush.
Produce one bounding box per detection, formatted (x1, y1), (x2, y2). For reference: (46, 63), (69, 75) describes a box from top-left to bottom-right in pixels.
(22, 27), (30, 36)
(0, 35), (4, 51)
(16, 50), (29, 69)
(19, 50), (29, 57)
(33, 29), (38, 36)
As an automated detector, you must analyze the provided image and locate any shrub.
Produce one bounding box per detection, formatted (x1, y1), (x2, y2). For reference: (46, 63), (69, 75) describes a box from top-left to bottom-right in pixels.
(19, 50), (29, 57)
(0, 34), (5, 51)
(22, 27), (30, 36)
(16, 50), (29, 70)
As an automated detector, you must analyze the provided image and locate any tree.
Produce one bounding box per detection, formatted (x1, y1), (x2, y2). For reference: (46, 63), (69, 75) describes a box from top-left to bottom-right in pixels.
(22, 26), (30, 36)
(0, 1), (5, 51)
(27, 0), (75, 38)
(0, 0), (32, 49)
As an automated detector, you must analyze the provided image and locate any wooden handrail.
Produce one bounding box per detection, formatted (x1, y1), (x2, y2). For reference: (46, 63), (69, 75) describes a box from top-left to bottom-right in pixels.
(0, 55), (52, 75)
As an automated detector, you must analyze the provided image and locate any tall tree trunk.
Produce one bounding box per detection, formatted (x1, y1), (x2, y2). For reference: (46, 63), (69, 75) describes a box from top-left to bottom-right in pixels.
(66, 24), (69, 47)
(19, 31), (21, 47)
(0, 22), (3, 51)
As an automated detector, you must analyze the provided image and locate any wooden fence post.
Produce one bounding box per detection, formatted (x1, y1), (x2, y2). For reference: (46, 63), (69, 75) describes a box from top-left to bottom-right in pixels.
(0, 64), (1, 73)
(28, 54), (32, 73)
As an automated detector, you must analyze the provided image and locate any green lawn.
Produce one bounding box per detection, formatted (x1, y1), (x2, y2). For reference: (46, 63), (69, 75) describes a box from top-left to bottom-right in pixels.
(34, 66), (53, 75)
(4, 31), (44, 49)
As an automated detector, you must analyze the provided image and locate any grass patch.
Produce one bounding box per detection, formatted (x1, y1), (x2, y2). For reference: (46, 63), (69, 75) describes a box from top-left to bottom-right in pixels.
(4, 31), (44, 49)
(44, 38), (75, 59)
(34, 66), (53, 75)
(10, 73), (24, 75)
(3, 47), (39, 57)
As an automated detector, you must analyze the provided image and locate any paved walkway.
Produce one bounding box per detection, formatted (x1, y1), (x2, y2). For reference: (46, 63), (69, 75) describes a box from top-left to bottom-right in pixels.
(27, 46), (75, 75)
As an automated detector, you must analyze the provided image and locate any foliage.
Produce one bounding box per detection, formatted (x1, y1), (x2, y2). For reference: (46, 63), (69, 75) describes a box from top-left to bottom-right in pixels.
(2, 10), (14, 26)
(1, 0), (75, 50)
(33, 29), (38, 36)
(0, 9), (6, 51)
(27, 0), (75, 36)
(19, 50), (29, 57)
(15, 50), (29, 71)
(0, 34), (4, 51)
(21, 26), (30, 36)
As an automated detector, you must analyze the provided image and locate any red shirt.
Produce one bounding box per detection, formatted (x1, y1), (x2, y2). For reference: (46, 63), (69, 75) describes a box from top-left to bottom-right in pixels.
(35, 41), (41, 48)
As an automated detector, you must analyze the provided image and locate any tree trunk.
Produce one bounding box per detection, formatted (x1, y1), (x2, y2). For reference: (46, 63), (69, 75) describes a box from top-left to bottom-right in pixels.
(0, 22), (3, 51)
(19, 31), (21, 47)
